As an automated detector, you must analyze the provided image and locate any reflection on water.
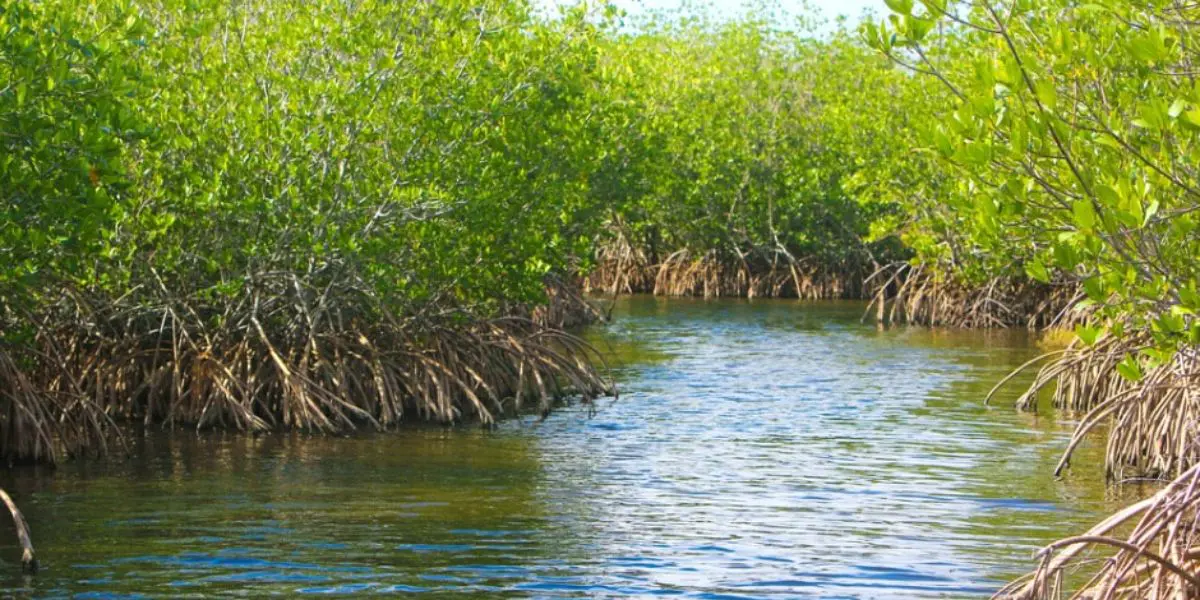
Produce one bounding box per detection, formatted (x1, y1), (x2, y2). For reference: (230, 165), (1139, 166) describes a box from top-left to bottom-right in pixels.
(0, 297), (1133, 598)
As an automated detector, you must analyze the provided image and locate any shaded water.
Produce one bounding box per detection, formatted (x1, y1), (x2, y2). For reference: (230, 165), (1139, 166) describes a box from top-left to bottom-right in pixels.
(0, 298), (1135, 598)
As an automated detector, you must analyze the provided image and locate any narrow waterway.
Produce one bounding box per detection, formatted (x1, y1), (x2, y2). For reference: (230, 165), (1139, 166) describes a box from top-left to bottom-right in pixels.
(0, 298), (1132, 598)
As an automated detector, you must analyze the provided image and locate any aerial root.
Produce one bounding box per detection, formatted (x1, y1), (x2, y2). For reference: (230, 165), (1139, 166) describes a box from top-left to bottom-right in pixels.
(864, 263), (1084, 329)
(990, 335), (1200, 482)
(0, 280), (614, 464)
(0, 488), (36, 573)
(995, 463), (1200, 600)
(585, 245), (869, 299)
(992, 331), (1200, 598)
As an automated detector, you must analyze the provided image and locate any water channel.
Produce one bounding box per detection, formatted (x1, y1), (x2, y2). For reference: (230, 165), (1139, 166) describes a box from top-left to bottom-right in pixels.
(0, 297), (1136, 598)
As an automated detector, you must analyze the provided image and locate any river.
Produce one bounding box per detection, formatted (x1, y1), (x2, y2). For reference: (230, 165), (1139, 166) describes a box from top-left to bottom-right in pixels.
(0, 297), (1134, 598)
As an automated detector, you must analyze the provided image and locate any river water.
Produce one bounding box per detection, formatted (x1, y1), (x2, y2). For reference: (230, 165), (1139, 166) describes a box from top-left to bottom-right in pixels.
(0, 298), (1132, 598)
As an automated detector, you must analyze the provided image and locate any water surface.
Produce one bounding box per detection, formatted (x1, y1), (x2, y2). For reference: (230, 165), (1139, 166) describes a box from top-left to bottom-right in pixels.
(0, 298), (1132, 598)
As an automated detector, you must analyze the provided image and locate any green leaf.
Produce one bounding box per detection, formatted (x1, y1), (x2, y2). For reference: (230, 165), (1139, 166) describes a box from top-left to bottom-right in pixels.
(1182, 109), (1200, 129)
(919, 0), (947, 14)
(1144, 199), (1160, 225)
(1180, 285), (1200, 310)
(905, 16), (935, 41)
(1074, 324), (1101, 346)
(1116, 356), (1143, 382)
(1169, 99), (1189, 119)
(884, 0), (915, 16)
(1094, 184), (1121, 209)
(1034, 80), (1057, 110)
(1025, 260), (1050, 283)
(1072, 199), (1097, 230)
(1130, 35), (1163, 64)
(1156, 312), (1186, 334)
(1136, 100), (1169, 130)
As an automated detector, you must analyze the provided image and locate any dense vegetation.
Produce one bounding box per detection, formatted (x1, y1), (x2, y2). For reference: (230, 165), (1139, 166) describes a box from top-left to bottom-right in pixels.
(865, 1), (1200, 597)
(1, 0), (618, 463)
(1, 0), (939, 465)
(583, 17), (918, 299)
(4, 0), (1200, 595)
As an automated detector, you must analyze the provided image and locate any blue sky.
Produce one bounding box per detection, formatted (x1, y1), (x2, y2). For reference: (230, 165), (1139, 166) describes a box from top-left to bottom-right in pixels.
(536, 0), (887, 30)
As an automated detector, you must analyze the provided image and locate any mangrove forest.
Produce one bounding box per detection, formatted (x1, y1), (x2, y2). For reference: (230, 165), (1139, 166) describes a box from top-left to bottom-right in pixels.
(1, 0), (1199, 597)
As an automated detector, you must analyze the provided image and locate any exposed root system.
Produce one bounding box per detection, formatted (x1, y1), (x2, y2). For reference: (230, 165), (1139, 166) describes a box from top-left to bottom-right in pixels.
(534, 275), (607, 328)
(585, 250), (868, 299)
(865, 263), (1083, 329)
(992, 332), (1200, 598)
(996, 463), (1200, 600)
(0, 488), (35, 573)
(0, 347), (113, 465)
(0, 280), (613, 464)
(995, 338), (1200, 482)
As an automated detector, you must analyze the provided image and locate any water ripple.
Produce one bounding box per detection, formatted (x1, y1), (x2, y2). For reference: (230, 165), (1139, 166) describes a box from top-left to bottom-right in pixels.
(0, 298), (1125, 599)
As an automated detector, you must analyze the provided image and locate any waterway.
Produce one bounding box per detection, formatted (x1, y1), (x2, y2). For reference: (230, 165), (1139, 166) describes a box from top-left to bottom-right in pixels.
(0, 297), (1134, 598)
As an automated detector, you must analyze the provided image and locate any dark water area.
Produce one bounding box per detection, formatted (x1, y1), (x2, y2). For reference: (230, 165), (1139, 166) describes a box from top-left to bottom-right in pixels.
(0, 297), (1135, 598)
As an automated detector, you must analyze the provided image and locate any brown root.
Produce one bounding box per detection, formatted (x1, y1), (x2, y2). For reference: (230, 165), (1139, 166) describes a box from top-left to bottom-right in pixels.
(0, 487), (36, 573)
(584, 228), (656, 296)
(993, 336), (1200, 482)
(0, 345), (114, 465)
(533, 274), (607, 329)
(993, 330), (1200, 598)
(865, 263), (1084, 329)
(0, 278), (614, 464)
(585, 249), (870, 300)
(995, 464), (1200, 600)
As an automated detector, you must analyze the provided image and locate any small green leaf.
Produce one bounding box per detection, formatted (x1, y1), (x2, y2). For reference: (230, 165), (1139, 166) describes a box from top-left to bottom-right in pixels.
(1182, 109), (1200, 129)
(905, 16), (935, 41)
(1025, 260), (1050, 283)
(1180, 285), (1200, 309)
(1137, 100), (1169, 130)
(1095, 184), (1121, 208)
(884, 0), (915, 16)
(919, 0), (946, 13)
(1072, 199), (1097, 230)
(1116, 356), (1143, 382)
(1035, 80), (1057, 110)
(1144, 199), (1160, 225)
(1083, 277), (1106, 301)
(1169, 99), (1189, 119)
(1075, 324), (1101, 346)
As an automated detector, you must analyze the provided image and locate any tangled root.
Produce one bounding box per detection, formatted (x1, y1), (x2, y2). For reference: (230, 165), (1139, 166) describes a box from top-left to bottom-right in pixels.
(866, 263), (1083, 329)
(993, 330), (1200, 598)
(0, 278), (614, 464)
(996, 463), (1200, 600)
(586, 247), (869, 299)
(994, 337), (1200, 481)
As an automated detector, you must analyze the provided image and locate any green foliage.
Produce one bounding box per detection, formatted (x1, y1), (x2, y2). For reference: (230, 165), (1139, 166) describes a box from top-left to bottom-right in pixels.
(10, 0), (1193, 365)
(588, 15), (920, 273)
(2, 0), (614, 329)
(1, 0), (936, 337)
(0, 0), (149, 297)
(866, 0), (1200, 358)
